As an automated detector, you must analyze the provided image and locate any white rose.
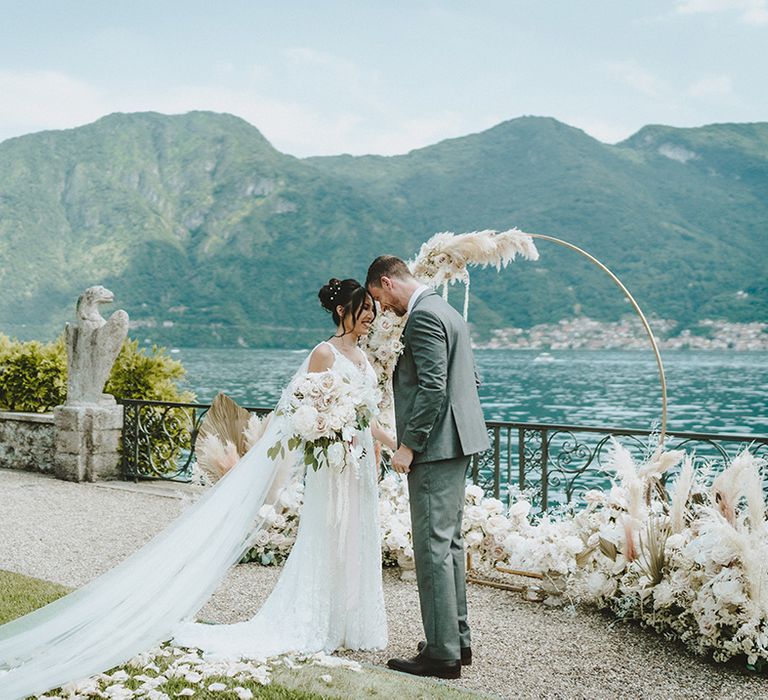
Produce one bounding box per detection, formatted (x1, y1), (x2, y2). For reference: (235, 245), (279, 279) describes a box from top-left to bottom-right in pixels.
(464, 530), (483, 548)
(465, 484), (484, 502)
(482, 498), (505, 515)
(508, 500), (531, 519)
(253, 530), (270, 547)
(314, 414), (330, 437)
(486, 514), (510, 532)
(319, 372), (338, 392)
(292, 405), (319, 436)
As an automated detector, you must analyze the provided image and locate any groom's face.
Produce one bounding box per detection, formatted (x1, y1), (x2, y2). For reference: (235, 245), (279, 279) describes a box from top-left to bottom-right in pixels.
(367, 277), (407, 317)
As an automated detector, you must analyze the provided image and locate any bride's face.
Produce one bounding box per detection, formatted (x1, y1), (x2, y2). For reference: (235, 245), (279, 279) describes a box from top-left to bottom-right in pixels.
(344, 295), (375, 337)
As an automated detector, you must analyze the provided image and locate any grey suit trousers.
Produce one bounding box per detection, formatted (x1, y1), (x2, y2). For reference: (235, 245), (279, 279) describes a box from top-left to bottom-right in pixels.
(407, 454), (471, 660)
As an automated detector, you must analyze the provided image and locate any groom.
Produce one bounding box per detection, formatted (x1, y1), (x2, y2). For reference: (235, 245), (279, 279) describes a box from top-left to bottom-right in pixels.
(366, 256), (489, 680)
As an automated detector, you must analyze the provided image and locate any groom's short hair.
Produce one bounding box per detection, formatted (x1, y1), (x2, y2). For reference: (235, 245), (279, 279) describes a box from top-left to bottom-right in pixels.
(366, 256), (412, 288)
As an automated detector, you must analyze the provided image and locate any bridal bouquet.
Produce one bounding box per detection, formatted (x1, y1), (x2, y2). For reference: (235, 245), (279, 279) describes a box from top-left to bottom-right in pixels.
(268, 369), (380, 472)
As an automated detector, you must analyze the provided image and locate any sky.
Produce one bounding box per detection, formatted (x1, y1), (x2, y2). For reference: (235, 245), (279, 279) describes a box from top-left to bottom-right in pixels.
(0, 0), (766, 157)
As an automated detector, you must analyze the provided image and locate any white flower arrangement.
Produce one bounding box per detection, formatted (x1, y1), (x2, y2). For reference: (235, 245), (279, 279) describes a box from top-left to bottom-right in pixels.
(268, 369), (380, 473)
(245, 441), (768, 669)
(360, 310), (406, 435)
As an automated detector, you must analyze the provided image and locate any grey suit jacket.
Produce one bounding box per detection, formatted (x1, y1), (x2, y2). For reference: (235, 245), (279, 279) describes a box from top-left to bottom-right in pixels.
(393, 290), (490, 465)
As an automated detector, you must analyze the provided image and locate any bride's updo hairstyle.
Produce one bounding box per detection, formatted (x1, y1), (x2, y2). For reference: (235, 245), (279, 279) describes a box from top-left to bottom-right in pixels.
(318, 278), (376, 332)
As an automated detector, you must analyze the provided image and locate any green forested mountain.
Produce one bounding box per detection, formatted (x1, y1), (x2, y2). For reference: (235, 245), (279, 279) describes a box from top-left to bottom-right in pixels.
(0, 112), (765, 347)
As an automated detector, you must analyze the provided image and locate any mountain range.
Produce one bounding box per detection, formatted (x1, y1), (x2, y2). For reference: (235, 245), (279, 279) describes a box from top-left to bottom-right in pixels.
(0, 111), (765, 347)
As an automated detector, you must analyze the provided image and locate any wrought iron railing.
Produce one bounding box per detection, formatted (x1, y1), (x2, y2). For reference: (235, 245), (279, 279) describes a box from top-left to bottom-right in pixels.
(120, 399), (271, 482)
(120, 399), (768, 510)
(471, 421), (768, 510)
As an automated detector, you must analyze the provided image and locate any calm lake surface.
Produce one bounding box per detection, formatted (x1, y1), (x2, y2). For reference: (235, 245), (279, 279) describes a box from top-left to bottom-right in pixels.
(175, 348), (768, 436)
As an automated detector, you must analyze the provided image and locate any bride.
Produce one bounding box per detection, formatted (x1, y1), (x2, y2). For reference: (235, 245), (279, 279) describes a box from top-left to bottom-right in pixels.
(0, 277), (395, 699)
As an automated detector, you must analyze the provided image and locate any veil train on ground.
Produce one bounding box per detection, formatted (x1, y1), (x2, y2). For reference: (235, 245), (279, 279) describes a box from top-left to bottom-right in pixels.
(0, 357), (309, 700)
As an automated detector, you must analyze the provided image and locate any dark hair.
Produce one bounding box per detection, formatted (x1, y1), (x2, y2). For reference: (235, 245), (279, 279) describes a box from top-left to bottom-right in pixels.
(318, 278), (376, 333)
(365, 255), (413, 288)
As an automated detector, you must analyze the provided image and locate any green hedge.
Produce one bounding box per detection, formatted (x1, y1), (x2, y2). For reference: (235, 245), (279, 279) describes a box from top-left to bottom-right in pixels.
(0, 334), (193, 411)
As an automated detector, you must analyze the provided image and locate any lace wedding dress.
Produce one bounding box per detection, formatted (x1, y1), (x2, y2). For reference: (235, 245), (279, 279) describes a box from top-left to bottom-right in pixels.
(0, 342), (387, 699)
(173, 341), (387, 657)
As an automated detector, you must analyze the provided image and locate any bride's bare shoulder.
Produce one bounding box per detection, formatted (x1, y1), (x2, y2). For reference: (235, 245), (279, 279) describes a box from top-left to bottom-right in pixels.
(308, 342), (334, 373)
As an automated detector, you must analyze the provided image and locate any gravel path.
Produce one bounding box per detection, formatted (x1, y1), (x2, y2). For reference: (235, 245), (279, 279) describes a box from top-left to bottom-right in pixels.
(1, 468), (767, 700)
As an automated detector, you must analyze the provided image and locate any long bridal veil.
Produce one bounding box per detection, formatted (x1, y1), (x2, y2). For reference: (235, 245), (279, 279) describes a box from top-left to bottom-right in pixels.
(0, 357), (310, 700)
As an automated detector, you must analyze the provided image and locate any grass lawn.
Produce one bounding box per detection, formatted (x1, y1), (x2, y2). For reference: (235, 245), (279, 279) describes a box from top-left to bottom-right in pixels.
(0, 570), (484, 700)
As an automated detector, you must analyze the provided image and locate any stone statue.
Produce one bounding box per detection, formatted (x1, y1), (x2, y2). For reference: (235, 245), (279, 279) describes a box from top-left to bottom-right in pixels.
(65, 285), (129, 406)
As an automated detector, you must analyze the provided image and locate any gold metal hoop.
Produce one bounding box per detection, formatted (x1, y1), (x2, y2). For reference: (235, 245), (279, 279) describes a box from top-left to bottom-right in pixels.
(528, 233), (667, 444)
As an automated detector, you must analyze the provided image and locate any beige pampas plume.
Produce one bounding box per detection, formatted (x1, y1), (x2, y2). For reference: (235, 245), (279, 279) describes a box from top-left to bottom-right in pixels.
(606, 439), (640, 490)
(638, 448), (684, 480)
(606, 439), (645, 560)
(670, 455), (695, 533)
(711, 449), (763, 527)
(196, 434), (240, 482)
(409, 228), (539, 287)
(244, 412), (272, 451)
(623, 516), (638, 562)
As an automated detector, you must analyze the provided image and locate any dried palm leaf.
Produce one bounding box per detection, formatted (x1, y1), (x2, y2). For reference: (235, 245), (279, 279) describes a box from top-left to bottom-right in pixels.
(638, 516), (670, 586)
(198, 392), (251, 457)
(599, 537), (618, 561)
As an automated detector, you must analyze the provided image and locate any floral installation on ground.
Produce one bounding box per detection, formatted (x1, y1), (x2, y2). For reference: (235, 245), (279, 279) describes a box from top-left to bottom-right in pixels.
(36, 643), (361, 699)
(243, 442), (768, 668)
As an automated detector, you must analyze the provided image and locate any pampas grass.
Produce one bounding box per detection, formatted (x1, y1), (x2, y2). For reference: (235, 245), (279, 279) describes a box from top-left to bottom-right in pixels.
(244, 413), (271, 451)
(711, 449), (765, 527)
(408, 228), (539, 320)
(670, 456), (695, 533)
(410, 228), (539, 287)
(196, 434), (240, 481)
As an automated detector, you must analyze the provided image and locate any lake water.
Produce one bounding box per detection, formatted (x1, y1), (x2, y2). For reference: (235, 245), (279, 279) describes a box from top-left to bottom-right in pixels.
(175, 348), (768, 436)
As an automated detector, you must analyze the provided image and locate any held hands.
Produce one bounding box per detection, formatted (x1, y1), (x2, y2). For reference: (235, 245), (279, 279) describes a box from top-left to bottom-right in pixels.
(392, 444), (414, 474)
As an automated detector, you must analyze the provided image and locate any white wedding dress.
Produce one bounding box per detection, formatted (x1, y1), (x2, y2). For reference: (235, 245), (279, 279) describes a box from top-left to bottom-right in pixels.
(0, 342), (387, 699)
(173, 341), (387, 657)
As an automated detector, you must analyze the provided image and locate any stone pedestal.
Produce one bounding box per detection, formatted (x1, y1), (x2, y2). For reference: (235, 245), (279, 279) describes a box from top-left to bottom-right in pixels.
(54, 404), (123, 482)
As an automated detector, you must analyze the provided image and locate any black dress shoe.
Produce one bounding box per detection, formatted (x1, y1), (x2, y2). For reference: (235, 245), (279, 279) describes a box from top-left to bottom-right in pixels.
(417, 640), (472, 666)
(387, 652), (461, 679)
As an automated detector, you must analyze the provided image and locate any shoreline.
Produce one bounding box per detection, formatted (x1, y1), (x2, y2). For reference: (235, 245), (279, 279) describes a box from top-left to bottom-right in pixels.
(475, 317), (768, 352)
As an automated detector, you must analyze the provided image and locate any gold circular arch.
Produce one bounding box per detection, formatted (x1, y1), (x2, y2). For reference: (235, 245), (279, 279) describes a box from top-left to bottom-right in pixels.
(528, 233), (668, 444)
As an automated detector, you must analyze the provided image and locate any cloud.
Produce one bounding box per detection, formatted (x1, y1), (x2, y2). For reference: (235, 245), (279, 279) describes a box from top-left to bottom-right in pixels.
(676, 0), (768, 25)
(0, 70), (109, 139)
(605, 61), (667, 99)
(688, 74), (734, 98)
(0, 68), (481, 157)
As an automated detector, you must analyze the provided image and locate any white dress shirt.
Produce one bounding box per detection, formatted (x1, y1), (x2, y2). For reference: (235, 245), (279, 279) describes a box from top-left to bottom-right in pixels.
(406, 284), (430, 316)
